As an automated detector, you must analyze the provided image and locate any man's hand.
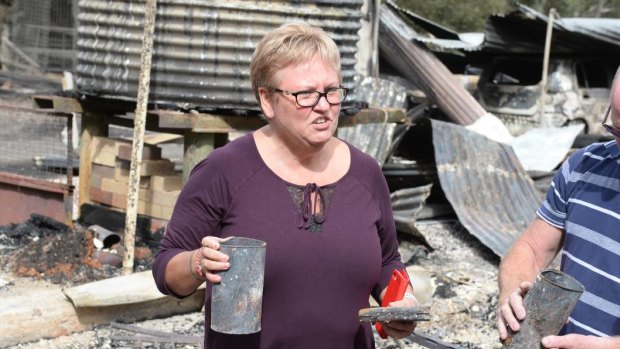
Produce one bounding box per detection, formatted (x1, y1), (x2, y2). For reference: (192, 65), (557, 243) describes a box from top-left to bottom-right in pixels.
(542, 334), (620, 348)
(497, 281), (532, 340)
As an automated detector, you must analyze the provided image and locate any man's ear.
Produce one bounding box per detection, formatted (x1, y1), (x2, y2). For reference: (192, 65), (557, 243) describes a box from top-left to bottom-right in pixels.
(258, 87), (275, 120)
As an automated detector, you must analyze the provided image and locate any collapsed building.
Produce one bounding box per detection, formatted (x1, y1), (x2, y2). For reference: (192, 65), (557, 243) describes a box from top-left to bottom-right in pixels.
(1, 0), (620, 347)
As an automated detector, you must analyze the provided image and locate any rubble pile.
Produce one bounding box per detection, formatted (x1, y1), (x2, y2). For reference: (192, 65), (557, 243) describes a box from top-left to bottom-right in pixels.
(2, 220), (502, 349)
(0, 214), (156, 285)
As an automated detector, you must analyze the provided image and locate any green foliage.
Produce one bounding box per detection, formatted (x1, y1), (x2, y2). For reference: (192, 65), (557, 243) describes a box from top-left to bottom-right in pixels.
(394, 0), (510, 32)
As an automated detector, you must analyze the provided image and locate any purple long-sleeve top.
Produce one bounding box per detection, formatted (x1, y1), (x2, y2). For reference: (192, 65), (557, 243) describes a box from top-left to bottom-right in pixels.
(153, 133), (405, 349)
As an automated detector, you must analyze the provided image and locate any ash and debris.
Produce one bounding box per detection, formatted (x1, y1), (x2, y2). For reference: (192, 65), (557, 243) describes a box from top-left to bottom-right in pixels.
(407, 220), (501, 349)
(2, 218), (503, 349)
(0, 214), (156, 286)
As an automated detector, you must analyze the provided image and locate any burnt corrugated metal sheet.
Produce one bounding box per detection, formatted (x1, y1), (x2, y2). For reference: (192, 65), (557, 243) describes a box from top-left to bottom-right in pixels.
(355, 76), (407, 109)
(431, 119), (542, 257)
(378, 4), (486, 126)
(384, 1), (620, 55)
(76, 0), (363, 113)
(338, 75), (407, 164)
(391, 184), (434, 247)
(337, 122), (399, 164)
(481, 4), (620, 54)
(391, 184), (432, 229)
(384, 0), (483, 51)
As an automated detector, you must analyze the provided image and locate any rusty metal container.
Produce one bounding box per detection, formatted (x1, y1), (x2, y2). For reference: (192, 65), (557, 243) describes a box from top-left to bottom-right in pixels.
(211, 237), (267, 334)
(503, 268), (584, 349)
(75, 0), (363, 114)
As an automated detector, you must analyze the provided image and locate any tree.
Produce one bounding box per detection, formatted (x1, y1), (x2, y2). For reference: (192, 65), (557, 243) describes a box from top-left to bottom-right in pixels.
(394, 0), (510, 32)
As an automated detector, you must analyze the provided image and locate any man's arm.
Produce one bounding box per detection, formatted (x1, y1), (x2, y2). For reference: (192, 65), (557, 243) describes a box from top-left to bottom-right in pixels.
(497, 218), (564, 339)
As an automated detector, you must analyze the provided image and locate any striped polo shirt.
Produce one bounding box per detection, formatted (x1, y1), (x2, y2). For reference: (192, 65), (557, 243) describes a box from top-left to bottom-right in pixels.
(537, 141), (620, 337)
(537, 140), (620, 337)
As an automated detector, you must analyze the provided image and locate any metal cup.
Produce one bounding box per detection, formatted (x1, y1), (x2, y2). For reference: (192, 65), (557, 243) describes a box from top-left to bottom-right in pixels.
(210, 237), (266, 334)
(503, 268), (585, 349)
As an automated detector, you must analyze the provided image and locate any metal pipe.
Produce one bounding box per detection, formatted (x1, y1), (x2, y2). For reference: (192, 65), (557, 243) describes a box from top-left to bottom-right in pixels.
(539, 8), (557, 125)
(369, 0), (380, 77)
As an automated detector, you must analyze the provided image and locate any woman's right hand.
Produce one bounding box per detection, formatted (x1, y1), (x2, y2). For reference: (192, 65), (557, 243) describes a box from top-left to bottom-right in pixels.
(497, 281), (532, 341)
(197, 236), (231, 283)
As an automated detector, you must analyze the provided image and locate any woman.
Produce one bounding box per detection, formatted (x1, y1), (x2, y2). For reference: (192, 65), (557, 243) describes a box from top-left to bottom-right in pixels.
(153, 22), (417, 348)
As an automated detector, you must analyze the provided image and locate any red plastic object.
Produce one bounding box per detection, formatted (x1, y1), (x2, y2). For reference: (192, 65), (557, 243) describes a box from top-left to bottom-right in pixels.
(375, 268), (410, 339)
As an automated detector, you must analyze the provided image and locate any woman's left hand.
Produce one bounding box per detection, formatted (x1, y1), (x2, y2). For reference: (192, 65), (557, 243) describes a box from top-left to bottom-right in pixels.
(379, 296), (418, 339)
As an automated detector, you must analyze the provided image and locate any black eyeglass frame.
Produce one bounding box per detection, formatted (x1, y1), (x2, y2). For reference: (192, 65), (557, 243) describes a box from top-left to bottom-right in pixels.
(271, 86), (349, 108)
(602, 105), (620, 137)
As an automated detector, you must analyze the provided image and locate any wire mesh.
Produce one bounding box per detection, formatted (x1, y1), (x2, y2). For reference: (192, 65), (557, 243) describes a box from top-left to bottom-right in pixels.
(9, 0), (76, 72)
(0, 104), (75, 185)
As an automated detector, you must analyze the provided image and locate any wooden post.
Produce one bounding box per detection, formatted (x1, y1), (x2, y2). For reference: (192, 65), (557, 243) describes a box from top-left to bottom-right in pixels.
(64, 114), (74, 227)
(183, 132), (227, 184)
(78, 112), (108, 211)
(595, 0), (606, 17)
(123, 0), (157, 275)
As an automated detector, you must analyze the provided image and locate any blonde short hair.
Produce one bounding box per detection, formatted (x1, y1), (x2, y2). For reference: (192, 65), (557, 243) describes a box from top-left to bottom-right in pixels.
(250, 22), (342, 106)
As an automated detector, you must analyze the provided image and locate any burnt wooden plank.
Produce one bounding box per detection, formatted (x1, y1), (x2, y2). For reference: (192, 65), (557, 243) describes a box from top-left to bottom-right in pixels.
(153, 109), (265, 132)
(340, 108), (407, 127)
(358, 305), (431, 322)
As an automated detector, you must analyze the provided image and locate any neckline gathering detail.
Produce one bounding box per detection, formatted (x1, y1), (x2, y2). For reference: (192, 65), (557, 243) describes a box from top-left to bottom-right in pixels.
(287, 183), (333, 232)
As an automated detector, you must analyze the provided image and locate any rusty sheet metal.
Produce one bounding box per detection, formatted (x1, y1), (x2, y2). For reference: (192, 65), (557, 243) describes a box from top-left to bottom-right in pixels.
(0, 172), (70, 225)
(431, 119), (541, 257)
(76, 0), (363, 114)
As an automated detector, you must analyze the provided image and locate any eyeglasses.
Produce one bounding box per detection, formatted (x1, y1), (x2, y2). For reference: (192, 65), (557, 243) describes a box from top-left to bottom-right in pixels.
(602, 105), (620, 137)
(272, 87), (348, 108)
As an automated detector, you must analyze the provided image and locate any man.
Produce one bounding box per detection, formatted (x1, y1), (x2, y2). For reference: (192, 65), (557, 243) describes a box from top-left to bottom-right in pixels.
(497, 67), (620, 349)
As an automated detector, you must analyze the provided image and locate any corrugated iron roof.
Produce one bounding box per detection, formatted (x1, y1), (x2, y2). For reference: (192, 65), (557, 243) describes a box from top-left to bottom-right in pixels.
(337, 76), (409, 164)
(75, 0), (363, 114)
(431, 119), (542, 257)
(338, 122), (399, 165)
(480, 4), (620, 54)
(383, 1), (620, 55)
